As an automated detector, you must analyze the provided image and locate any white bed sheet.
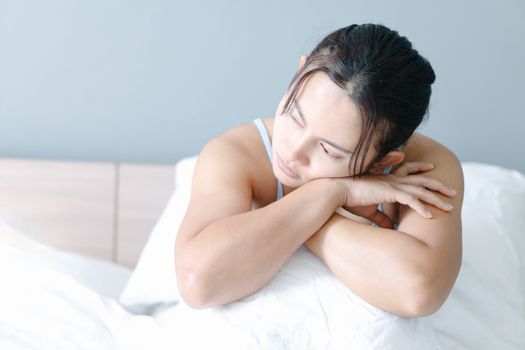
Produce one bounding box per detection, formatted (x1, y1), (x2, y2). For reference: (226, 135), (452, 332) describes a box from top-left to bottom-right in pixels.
(0, 245), (441, 350)
(1, 242), (524, 350)
(0, 245), (128, 349)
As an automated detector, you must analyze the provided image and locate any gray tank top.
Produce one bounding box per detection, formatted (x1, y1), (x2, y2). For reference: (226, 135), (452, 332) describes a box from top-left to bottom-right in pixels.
(253, 118), (283, 201)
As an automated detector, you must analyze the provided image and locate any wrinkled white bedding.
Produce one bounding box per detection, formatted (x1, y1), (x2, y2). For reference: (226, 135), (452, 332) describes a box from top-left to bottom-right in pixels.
(149, 245), (441, 350)
(4, 242), (524, 350)
(2, 162), (525, 349)
(0, 245), (440, 350)
(0, 246), (126, 350)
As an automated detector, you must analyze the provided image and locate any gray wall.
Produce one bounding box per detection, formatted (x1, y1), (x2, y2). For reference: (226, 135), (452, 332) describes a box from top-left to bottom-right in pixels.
(1, 0), (524, 173)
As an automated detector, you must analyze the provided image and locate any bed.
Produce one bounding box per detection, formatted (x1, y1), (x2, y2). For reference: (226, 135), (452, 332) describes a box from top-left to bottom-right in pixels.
(1, 156), (524, 349)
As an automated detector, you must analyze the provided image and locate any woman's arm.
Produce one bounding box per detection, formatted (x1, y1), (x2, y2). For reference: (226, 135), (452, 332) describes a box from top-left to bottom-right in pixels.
(175, 137), (341, 309)
(304, 150), (464, 318)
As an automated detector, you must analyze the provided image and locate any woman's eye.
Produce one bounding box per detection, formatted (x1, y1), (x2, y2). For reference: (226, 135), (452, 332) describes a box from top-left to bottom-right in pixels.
(320, 143), (342, 159)
(320, 143), (330, 155)
(290, 113), (302, 126)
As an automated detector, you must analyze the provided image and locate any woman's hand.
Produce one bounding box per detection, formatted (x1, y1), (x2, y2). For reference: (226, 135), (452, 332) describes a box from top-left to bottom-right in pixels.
(335, 162), (456, 224)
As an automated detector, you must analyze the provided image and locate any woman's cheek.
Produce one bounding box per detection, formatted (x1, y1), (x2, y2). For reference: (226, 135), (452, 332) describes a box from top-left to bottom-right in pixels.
(309, 161), (348, 179)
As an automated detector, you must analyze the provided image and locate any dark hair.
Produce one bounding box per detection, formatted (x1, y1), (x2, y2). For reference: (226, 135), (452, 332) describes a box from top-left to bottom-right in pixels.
(280, 23), (436, 176)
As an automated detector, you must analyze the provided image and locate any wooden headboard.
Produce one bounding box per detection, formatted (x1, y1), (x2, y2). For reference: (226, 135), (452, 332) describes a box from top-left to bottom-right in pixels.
(0, 157), (175, 269)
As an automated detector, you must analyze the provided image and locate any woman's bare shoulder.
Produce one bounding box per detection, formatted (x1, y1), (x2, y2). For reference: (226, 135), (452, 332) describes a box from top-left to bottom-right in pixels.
(404, 132), (461, 166)
(404, 132), (464, 198)
(175, 123), (264, 247)
(204, 121), (264, 164)
(191, 120), (277, 209)
(197, 120), (271, 183)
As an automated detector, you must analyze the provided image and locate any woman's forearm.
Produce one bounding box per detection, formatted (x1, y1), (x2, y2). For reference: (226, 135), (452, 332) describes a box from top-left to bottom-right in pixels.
(304, 213), (432, 318)
(177, 178), (342, 309)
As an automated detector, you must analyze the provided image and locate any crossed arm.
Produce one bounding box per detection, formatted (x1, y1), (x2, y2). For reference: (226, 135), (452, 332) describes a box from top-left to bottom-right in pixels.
(304, 153), (464, 318)
(177, 136), (463, 314)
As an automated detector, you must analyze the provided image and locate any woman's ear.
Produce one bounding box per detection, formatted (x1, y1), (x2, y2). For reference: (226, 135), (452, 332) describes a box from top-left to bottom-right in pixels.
(368, 150), (405, 174)
(298, 54), (307, 70)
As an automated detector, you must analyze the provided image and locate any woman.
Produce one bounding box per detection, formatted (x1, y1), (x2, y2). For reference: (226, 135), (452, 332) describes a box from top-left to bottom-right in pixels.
(174, 23), (463, 318)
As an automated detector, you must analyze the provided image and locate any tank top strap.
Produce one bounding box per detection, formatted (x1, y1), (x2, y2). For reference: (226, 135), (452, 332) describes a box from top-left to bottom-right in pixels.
(377, 166), (393, 213)
(375, 165), (398, 230)
(253, 118), (283, 201)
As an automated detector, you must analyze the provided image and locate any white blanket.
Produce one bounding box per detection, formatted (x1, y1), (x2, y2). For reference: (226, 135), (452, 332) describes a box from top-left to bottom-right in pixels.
(0, 246), (126, 349)
(0, 245), (440, 350)
(155, 247), (440, 350)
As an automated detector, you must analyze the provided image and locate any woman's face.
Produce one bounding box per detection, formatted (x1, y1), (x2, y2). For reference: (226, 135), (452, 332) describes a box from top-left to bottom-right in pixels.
(271, 72), (377, 188)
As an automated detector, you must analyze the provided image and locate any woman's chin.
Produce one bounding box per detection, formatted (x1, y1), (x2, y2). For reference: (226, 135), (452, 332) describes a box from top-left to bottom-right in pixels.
(273, 170), (303, 188)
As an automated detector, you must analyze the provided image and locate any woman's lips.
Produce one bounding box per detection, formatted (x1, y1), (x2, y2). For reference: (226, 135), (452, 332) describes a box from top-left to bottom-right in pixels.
(277, 155), (299, 179)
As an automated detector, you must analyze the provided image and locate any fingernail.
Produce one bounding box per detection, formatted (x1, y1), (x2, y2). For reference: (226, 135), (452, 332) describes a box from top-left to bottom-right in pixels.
(426, 210), (433, 218)
(449, 188), (457, 195)
(446, 203), (454, 210)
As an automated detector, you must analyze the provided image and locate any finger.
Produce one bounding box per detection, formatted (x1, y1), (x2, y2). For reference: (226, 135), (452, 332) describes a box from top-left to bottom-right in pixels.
(366, 209), (393, 229)
(414, 162), (434, 173)
(393, 162), (434, 176)
(396, 192), (433, 218)
(398, 175), (456, 197)
(397, 184), (454, 213)
(403, 162), (434, 175)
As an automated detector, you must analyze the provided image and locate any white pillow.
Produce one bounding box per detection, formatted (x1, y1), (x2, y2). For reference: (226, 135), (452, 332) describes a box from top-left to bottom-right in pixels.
(119, 156), (197, 313)
(427, 162), (525, 348)
(463, 163), (525, 297)
(151, 244), (441, 349)
(0, 209), (53, 251)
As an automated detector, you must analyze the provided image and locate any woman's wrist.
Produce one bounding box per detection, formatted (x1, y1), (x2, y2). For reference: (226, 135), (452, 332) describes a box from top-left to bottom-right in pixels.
(313, 177), (346, 209)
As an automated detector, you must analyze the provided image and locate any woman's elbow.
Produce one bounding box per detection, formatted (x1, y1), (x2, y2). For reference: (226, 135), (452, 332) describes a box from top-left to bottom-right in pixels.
(179, 283), (212, 310)
(177, 266), (217, 309)
(403, 250), (461, 318)
(403, 272), (453, 318)
(403, 288), (444, 318)
(175, 250), (213, 309)
(175, 238), (216, 309)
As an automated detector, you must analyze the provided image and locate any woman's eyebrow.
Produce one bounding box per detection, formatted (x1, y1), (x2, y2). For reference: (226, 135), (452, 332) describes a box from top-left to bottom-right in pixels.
(294, 100), (353, 154)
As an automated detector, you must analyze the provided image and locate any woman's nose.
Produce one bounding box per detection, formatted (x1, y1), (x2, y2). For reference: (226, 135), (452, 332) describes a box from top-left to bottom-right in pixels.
(287, 138), (309, 166)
